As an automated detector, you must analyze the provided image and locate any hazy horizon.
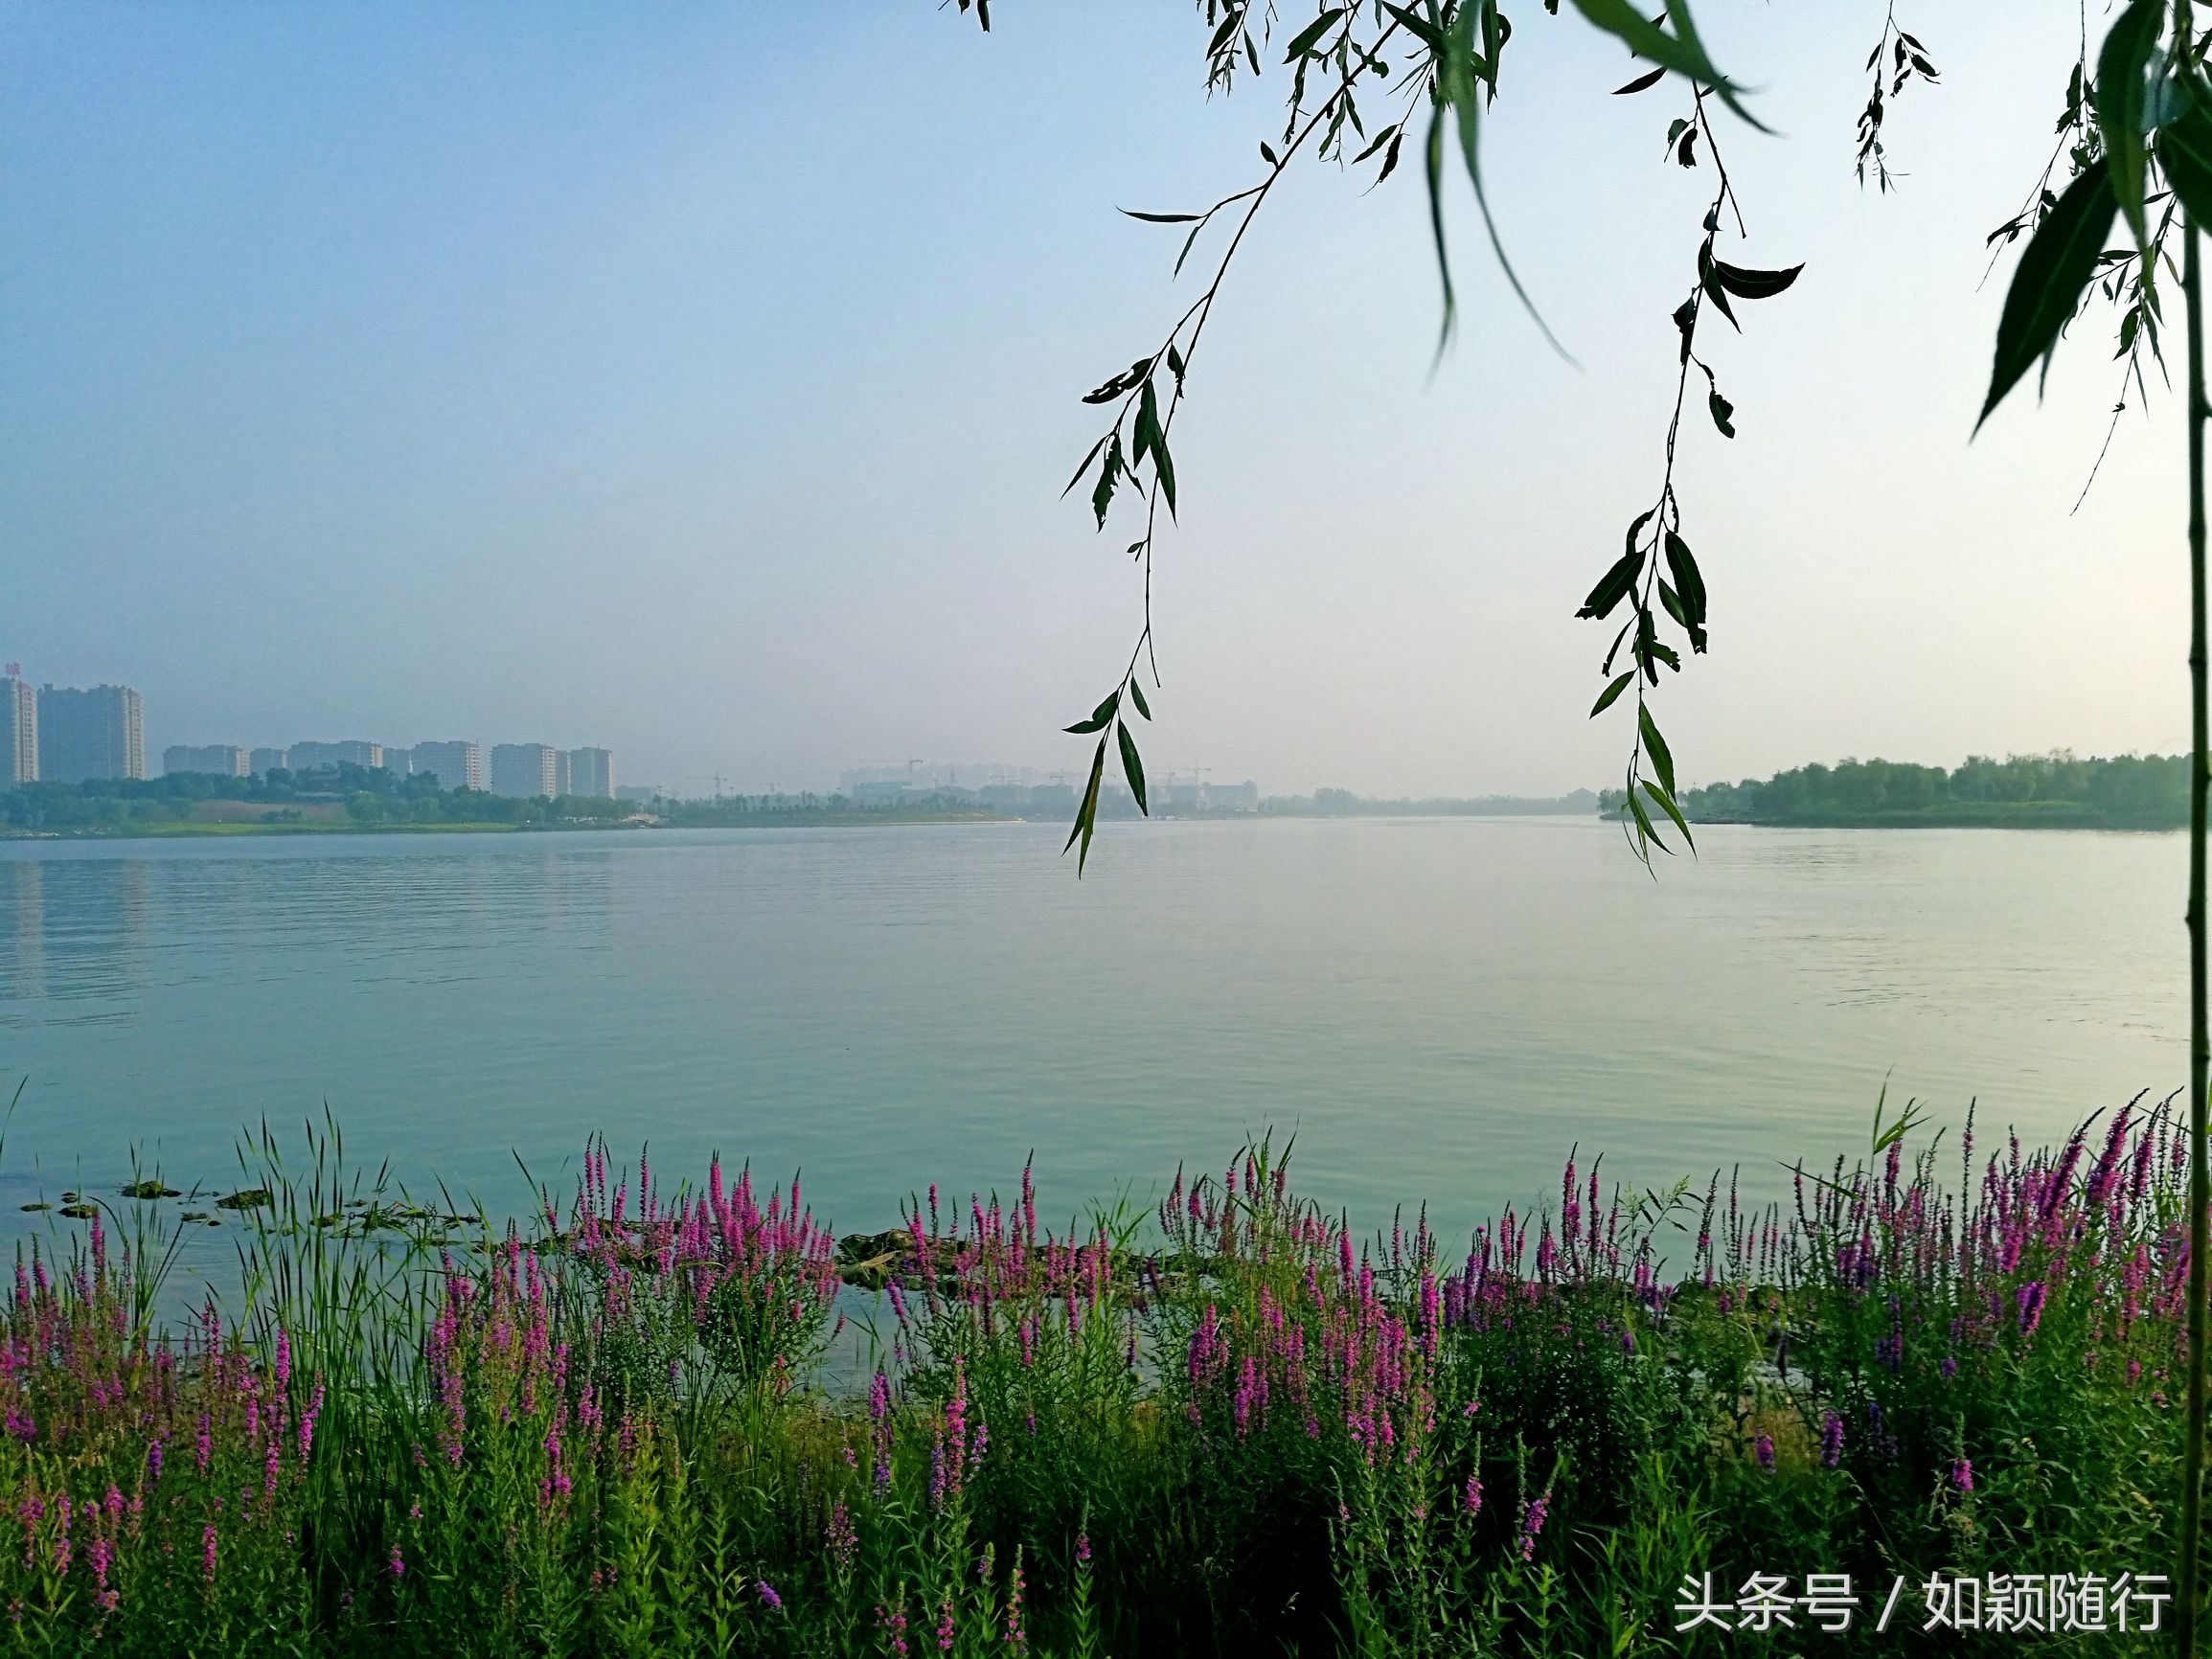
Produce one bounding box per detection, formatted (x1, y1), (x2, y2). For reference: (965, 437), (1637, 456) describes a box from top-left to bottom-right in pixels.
(2, 3), (2183, 799)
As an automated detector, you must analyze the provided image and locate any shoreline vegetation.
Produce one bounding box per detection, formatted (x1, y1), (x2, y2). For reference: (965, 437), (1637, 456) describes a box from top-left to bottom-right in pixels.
(0, 769), (1603, 843)
(4, 754), (2192, 841)
(0, 1103), (2190, 1653)
(1602, 752), (2188, 832)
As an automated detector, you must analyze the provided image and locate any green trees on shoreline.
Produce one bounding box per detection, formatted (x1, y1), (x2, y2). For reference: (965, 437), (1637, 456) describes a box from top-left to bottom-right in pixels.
(0, 764), (626, 833)
(1605, 752), (2189, 830)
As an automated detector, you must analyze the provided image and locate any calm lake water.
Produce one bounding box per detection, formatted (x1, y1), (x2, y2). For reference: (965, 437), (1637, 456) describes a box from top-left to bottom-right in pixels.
(0, 818), (2186, 1246)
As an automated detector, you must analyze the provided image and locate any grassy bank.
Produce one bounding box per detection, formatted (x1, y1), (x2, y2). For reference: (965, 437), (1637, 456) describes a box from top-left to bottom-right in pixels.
(0, 1105), (2190, 1654)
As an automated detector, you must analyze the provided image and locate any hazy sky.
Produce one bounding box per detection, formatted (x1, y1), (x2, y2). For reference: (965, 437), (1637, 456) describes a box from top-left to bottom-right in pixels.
(0, 3), (2184, 796)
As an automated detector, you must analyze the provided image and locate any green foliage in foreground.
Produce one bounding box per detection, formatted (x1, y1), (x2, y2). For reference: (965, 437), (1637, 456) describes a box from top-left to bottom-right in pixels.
(0, 1104), (2191, 1655)
(1602, 751), (2188, 830)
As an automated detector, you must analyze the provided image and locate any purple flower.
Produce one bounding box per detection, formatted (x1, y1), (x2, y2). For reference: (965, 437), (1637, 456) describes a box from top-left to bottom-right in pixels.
(758, 1579), (784, 1611)
(389, 1546), (405, 1579)
(1819, 1409), (1844, 1467)
(1517, 1491), (1551, 1560)
(1950, 1457), (1974, 1494)
(2016, 1281), (2046, 1336)
(1755, 1434), (1775, 1471)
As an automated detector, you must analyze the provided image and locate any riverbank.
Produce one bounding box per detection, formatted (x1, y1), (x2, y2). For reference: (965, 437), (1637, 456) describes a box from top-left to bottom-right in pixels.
(0, 810), (1021, 841)
(1684, 802), (2181, 830)
(0, 1109), (2180, 1654)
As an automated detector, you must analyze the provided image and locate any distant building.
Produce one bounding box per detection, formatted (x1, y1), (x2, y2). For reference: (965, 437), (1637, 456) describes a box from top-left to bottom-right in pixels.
(163, 744), (248, 778)
(36, 684), (145, 784)
(0, 674), (34, 785)
(249, 747), (288, 776)
(380, 746), (413, 777)
(287, 740), (382, 772)
(567, 748), (615, 798)
(489, 742), (559, 798)
(410, 740), (483, 791)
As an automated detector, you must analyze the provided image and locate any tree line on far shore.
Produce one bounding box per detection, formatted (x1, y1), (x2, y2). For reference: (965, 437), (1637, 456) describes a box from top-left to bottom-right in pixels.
(0, 763), (627, 831)
(1599, 752), (2188, 830)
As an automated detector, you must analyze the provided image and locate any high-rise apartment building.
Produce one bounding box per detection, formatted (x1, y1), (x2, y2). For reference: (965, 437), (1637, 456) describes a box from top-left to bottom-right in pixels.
(0, 674), (34, 785)
(411, 740), (484, 792)
(287, 740), (382, 772)
(566, 748), (615, 799)
(249, 747), (288, 776)
(36, 685), (145, 784)
(380, 747), (412, 777)
(489, 743), (559, 798)
(163, 744), (249, 777)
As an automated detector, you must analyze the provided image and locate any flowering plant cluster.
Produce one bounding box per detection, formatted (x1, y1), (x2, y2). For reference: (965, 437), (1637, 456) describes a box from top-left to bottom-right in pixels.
(0, 1101), (2191, 1654)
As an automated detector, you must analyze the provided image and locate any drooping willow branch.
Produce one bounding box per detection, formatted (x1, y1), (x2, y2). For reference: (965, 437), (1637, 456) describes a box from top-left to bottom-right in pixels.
(1581, 84), (1802, 864)
(997, 1), (1774, 870)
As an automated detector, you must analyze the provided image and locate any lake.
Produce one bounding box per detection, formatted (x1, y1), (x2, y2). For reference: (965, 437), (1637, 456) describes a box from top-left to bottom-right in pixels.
(0, 817), (2185, 1247)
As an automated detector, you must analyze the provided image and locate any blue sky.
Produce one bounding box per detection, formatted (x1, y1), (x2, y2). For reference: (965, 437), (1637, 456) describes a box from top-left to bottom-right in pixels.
(0, 2), (2183, 795)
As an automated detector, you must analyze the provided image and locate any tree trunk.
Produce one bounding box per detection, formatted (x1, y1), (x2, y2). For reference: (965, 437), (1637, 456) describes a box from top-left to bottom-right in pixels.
(2181, 215), (2209, 1657)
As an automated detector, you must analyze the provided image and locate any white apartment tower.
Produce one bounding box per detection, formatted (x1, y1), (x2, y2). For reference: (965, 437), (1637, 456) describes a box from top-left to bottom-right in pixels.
(489, 742), (559, 799)
(566, 747), (615, 799)
(0, 673), (34, 785)
(286, 740), (382, 772)
(36, 684), (146, 784)
(163, 744), (249, 777)
(410, 740), (484, 792)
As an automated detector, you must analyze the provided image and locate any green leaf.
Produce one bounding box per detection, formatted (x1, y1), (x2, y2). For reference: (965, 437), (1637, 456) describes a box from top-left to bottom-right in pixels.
(1706, 387), (1735, 438)
(1375, 127), (1405, 186)
(1381, 2), (1446, 53)
(1662, 529), (1707, 650)
(1576, 544), (1646, 621)
(1698, 245), (1740, 330)
(1119, 209), (1202, 224)
(2159, 75), (2212, 226)
(1128, 678), (1152, 720)
(1065, 736), (1107, 872)
(1353, 125), (1400, 163)
(1440, 10), (1571, 360)
(1283, 9), (1346, 62)
(1132, 379), (1160, 466)
(1709, 261), (1804, 299)
(1064, 691), (1120, 736)
(1643, 779), (1696, 850)
(1089, 433), (1123, 528)
(1626, 784), (1670, 855)
(1564, 0), (1765, 132)
(2094, 0), (2162, 253)
(1613, 66), (1666, 96)
(1118, 721), (1149, 814)
(1152, 426), (1177, 516)
(1638, 704), (1676, 798)
(1061, 432), (1109, 498)
(1589, 671), (1634, 717)
(1423, 105), (1457, 354)
(1976, 164), (2118, 429)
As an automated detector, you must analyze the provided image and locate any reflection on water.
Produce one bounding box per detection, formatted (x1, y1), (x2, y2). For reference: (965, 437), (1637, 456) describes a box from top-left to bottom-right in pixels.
(0, 857), (153, 1016)
(0, 821), (2186, 1246)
